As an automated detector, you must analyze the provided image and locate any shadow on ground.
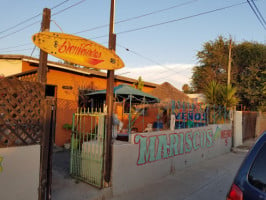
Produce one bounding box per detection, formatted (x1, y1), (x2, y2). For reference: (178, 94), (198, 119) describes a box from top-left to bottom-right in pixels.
(52, 148), (103, 200)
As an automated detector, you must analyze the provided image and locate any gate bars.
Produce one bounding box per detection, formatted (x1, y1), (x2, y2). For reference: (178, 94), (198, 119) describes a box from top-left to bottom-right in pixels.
(70, 108), (106, 188)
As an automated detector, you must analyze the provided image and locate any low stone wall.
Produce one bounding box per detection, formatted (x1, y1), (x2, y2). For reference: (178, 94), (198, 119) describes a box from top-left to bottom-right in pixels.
(0, 145), (40, 200)
(112, 124), (232, 196)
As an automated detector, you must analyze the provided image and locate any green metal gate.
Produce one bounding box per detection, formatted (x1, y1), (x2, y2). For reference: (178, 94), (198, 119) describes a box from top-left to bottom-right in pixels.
(70, 108), (106, 188)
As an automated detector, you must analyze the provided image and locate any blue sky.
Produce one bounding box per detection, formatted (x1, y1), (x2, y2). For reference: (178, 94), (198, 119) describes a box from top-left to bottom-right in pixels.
(0, 0), (265, 89)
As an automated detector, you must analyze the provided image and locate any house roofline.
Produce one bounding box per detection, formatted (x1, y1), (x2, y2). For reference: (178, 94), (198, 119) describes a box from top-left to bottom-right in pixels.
(0, 54), (158, 88)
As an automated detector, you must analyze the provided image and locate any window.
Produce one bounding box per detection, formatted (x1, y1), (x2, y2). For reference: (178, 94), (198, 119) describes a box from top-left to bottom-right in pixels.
(248, 143), (266, 192)
(45, 85), (56, 97)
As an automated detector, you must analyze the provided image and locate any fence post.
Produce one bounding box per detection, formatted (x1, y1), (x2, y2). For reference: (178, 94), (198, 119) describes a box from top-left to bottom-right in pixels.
(39, 99), (52, 200)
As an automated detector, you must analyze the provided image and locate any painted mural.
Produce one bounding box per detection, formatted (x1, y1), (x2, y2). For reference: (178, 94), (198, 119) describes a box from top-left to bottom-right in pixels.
(134, 126), (231, 165)
(134, 128), (214, 165)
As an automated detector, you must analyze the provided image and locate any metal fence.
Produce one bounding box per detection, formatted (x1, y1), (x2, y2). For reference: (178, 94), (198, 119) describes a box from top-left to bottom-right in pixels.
(70, 108), (105, 188)
(115, 101), (230, 137)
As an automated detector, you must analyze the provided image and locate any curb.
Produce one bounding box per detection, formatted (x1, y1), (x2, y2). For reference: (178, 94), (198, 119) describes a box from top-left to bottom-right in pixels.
(231, 147), (249, 153)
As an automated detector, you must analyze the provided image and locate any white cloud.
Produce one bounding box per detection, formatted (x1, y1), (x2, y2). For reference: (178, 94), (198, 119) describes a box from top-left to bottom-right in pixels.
(116, 63), (194, 90)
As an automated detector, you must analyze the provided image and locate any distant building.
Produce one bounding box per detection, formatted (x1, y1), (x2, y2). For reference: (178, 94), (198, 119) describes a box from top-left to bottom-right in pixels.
(149, 82), (192, 102)
(187, 93), (206, 103)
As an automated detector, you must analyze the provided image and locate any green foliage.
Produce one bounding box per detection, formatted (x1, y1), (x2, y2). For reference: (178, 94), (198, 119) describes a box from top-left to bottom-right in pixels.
(233, 42), (266, 111)
(204, 81), (221, 105)
(182, 84), (192, 94)
(220, 84), (238, 108)
(63, 123), (72, 131)
(203, 81), (238, 108)
(134, 76), (144, 91)
(192, 36), (265, 111)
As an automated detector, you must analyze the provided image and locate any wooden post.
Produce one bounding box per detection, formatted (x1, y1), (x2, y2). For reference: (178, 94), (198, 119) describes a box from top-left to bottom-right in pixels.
(38, 8), (51, 200)
(104, 0), (116, 184)
(38, 8), (51, 84)
(227, 38), (232, 86)
(39, 100), (52, 200)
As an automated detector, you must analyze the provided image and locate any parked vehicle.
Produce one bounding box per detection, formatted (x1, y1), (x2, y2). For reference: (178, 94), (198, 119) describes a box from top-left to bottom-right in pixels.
(227, 131), (266, 200)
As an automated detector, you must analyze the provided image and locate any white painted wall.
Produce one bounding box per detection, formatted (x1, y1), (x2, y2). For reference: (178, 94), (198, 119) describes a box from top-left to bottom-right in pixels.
(112, 124), (232, 196)
(0, 59), (22, 76)
(0, 145), (40, 200)
(233, 111), (243, 147)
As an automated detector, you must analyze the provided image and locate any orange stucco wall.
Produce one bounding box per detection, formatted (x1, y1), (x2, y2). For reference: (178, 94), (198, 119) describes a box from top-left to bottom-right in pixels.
(21, 60), (156, 146)
(47, 69), (109, 146)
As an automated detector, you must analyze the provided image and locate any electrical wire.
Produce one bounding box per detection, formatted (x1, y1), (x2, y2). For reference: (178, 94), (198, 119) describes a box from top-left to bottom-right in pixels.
(52, 0), (86, 16)
(0, 21), (40, 40)
(0, 0), (86, 41)
(73, 0), (198, 35)
(0, 0), (70, 35)
(117, 44), (192, 82)
(2, 48), (33, 53)
(251, 0), (266, 25)
(0, 43), (32, 51)
(247, 0), (266, 30)
(91, 1), (249, 39)
(117, 43), (187, 75)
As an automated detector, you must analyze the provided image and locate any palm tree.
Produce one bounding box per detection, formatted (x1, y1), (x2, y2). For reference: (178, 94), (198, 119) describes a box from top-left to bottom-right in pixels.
(203, 80), (221, 105)
(220, 84), (238, 108)
(203, 81), (238, 123)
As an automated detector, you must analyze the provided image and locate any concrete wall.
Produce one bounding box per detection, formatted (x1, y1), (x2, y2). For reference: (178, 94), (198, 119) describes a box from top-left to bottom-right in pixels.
(112, 124), (232, 195)
(0, 145), (40, 200)
(0, 59), (22, 76)
(233, 111), (242, 147)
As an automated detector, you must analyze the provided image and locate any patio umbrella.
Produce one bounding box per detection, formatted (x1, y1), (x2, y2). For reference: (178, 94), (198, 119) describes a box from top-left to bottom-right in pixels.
(85, 84), (160, 103)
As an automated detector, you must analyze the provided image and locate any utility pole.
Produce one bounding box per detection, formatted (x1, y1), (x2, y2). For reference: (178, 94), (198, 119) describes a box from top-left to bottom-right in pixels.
(227, 38), (232, 86)
(105, 0), (116, 184)
(38, 8), (50, 84)
(38, 8), (52, 200)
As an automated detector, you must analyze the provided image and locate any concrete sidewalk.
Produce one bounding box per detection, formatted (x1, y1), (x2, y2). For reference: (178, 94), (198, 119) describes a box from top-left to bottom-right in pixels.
(52, 149), (109, 200)
(52, 138), (255, 200)
(108, 152), (247, 200)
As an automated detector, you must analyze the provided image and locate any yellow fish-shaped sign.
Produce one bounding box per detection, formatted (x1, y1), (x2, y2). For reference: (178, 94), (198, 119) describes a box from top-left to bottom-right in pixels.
(32, 32), (124, 70)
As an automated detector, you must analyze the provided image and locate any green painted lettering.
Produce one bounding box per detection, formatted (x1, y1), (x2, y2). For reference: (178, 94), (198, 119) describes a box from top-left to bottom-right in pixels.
(206, 129), (213, 147)
(135, 135), (156, 165)
(179, 133), (184, 154)
(193, 131), (200, 150)
(200, 130), (206, 148)
(169, 134), (179, 157)
(185, 132), (193, 152)
(156, 135), (169, 160)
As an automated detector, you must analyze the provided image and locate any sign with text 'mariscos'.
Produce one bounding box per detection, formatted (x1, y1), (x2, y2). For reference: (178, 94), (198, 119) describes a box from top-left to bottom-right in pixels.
(32, 32), (124, 70)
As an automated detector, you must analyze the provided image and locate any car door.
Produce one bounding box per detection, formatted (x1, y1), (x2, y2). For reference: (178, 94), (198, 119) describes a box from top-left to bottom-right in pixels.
(243, 142), (266, 200)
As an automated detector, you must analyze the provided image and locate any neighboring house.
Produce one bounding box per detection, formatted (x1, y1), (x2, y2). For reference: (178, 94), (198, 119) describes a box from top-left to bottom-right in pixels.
(187, 93), (206, 103)
(0, 54), (158, 146)
(149, 82), (192, 102)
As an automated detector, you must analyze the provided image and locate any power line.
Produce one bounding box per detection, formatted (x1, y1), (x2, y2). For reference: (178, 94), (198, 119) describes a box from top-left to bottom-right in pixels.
(0, 0), (86, 41)
(247, 0), (266, 30)
(52, 0), (86, 16)
(0, 0), (70, 35)
(1, 48), (33, 53)
(0, 43), (32, 51)
(91, 1), (249, 39)
(250, 0), (266, 27)
(73, 0), (198, 35)
(117, 43), (181, 74)
(0, 21), (40, 40)
(117, 43), (192, 82)
(51, 0), (71, 10)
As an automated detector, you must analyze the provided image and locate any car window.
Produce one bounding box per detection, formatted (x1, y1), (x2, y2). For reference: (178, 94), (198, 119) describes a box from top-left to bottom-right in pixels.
(248, 143), (266, 192)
